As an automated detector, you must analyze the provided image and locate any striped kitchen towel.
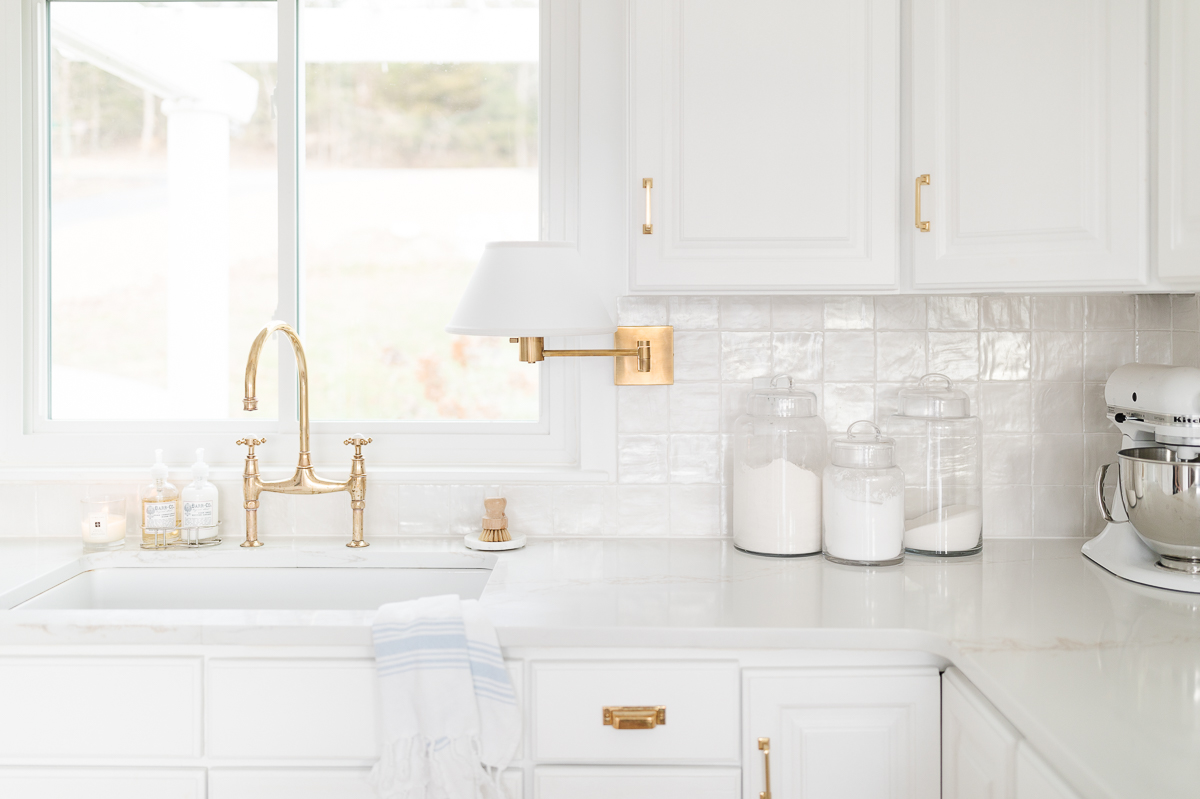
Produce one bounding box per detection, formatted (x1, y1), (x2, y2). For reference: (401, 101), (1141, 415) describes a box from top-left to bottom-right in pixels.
(370, 594), (520, 799)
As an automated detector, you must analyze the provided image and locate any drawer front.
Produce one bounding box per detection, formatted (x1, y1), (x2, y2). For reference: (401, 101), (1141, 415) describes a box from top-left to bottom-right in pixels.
(535, 766), (740, 799)
(0, 657), (202, 759)
(531, 661), (739, 763)
(210, 768), (522, 799)
(0, 767), (204, 799)
(207, 658), (524, 761)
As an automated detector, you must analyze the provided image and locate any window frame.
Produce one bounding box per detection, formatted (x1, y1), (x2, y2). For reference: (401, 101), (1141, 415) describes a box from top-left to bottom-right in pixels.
(0, 0), (621, 481)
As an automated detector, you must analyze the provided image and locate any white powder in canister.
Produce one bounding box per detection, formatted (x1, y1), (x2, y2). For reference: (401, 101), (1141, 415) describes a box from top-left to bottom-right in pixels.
(822, 474), (905, 563)
(733, 458), (823, 555)
(903, 504), (982, 553)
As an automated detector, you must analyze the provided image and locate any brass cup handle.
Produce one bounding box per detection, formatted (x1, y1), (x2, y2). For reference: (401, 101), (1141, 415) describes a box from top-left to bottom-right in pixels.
(1096, 462), (1117, 523)
(758, 737), (772, 799)
(915, 174), (931, 232)
(602, 705), (666, 729)
(642, 178), (653, 234)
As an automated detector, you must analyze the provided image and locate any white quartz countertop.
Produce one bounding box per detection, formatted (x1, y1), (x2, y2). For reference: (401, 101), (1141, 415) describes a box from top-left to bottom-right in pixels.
(0, 535), (1197, 799)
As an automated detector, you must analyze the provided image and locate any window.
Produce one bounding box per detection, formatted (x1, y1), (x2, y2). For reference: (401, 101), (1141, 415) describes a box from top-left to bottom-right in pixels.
(3, 0), (614, 474)
(48, 0), (539, 423)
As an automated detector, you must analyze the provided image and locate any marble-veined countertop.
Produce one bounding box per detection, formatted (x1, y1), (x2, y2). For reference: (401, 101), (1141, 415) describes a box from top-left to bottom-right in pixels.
(0, 535), (1196, 799)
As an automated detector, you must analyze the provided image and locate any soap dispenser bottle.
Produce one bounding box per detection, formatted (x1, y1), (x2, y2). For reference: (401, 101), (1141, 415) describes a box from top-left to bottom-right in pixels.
(181, 448), (219, 543)
(140, 449), (180, 545)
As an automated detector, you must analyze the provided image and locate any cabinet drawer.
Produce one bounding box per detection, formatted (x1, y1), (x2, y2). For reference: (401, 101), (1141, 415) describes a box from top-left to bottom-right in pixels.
(531, 661), (739, 763)
(0, 767), (204, 799)
(535, 766), (740, 799)
(209, 767), (522, 799)
(0, 657), (202, 759)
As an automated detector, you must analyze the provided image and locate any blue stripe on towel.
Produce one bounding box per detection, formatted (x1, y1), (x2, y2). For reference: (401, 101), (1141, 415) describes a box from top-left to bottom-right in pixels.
(373, 634), (470, 658)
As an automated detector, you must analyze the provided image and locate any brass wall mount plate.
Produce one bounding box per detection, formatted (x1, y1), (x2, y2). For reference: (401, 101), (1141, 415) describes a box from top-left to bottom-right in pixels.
(614, 325), (673, 386)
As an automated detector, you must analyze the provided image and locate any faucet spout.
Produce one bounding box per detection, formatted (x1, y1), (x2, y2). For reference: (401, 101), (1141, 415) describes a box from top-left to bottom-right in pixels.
(244, 321), (310, 454)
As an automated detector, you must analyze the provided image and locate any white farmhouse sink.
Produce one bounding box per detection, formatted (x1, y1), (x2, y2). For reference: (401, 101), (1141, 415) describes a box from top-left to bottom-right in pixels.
(15, 567), (491, 610)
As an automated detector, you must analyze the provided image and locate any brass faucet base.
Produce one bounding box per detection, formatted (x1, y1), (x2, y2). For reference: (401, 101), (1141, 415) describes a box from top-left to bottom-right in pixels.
(346, 540), (370, 548)
(240, 540), (265, 548)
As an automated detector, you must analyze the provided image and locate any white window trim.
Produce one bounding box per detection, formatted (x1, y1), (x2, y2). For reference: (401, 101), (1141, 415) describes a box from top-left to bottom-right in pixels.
(0, 0), (625, 483)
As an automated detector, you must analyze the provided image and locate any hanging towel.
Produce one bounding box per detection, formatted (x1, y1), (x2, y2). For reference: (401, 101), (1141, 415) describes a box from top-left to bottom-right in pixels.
(370, 594), (520, 799)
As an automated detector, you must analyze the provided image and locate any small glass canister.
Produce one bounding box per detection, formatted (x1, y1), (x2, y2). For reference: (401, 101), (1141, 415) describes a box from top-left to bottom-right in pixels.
(823, 421), (905, 566)
(884, 373), (983, 556)
(732, 375), (827, 556)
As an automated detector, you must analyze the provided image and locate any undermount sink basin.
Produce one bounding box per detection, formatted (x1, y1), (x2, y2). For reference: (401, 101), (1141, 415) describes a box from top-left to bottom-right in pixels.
(14, 567), (491, 610)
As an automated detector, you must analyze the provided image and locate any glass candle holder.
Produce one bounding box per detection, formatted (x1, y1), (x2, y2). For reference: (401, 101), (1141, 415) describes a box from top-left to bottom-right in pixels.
(80, 496), (127, 551)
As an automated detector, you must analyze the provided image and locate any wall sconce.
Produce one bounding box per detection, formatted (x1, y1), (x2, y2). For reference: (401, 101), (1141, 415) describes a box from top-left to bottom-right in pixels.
(446, 242), (673, 386)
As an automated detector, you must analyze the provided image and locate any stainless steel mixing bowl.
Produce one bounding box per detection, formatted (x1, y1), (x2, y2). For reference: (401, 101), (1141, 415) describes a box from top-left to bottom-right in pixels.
(1097, 447), (1200, 573)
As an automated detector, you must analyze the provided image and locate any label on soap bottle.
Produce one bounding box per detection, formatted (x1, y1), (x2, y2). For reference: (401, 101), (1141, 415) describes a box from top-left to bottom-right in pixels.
(182, 500), (214, 528)
(143, 501), (177, 529)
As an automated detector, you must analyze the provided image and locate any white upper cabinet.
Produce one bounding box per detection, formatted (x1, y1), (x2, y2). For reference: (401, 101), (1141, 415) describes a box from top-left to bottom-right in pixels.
(630, 0), (900, 292)
(912, 0), (1149, 289)
(1157, 0), (1200, 283)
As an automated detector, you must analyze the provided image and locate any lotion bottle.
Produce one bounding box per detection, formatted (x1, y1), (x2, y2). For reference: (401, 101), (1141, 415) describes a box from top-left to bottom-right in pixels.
(140, 449), (180, 545)
(181, 448), (219, 542)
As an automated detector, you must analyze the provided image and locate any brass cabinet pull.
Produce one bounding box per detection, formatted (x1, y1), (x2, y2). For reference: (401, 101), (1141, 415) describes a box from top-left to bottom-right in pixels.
(642, 178), (654, 234)
(915, 174), (931, 232)
(758, 737), (772, 799)
(602, 705), (666, 729)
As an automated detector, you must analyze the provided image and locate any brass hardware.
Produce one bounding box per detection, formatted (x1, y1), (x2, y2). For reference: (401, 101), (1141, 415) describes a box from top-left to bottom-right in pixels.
(915, 174), (931, 232)
(508, 326), (673, 386)
(642, 178), (653, 234)
(758, 737), (772, 799)
(240, 321), (371, 549)
(602, 706), (666, 729)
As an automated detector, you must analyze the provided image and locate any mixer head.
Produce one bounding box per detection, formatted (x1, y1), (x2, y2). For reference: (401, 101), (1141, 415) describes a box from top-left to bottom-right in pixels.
(1105, 363), (1200, 451)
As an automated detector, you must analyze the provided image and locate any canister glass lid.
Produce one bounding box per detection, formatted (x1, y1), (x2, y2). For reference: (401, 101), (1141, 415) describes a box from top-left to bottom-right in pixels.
(747, 374), (818, 417)
(895, 373), (971, 418)
(830, 420), (896, 468)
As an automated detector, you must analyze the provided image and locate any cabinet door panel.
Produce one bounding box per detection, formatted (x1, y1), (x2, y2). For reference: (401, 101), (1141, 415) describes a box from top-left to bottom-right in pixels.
(913, 0), (1147, 287)
(1157, 0), (1200, 281)
(942, 667), (1019, 799)
(744, 667), (940, 799)
(535, 766), (739, 799)
(210, 767), (522, 799)
(632, 0), (899, 290)
(1016, 742), (1084, 799)
(0, 767), (204, 799)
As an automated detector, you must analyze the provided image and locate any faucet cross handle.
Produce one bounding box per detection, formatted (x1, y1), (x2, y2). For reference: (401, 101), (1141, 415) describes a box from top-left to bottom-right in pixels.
(344, 435), (373, 458)
(236, 437), (267, 457)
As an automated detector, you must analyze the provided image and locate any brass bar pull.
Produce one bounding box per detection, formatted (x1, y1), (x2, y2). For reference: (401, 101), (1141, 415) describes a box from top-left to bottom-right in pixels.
(915, 174), (931, 232)
(603, 706), (666, 729)
(642, 178), (653, 234)
(758, 737), (772, 799)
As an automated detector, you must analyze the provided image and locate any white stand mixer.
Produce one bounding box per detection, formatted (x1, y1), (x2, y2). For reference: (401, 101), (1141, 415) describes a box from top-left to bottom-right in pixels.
(1083, 364), (1200, 593)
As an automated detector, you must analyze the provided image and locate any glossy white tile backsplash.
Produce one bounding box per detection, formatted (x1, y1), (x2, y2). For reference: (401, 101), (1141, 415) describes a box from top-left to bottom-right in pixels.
(3, 294), (1195, 541)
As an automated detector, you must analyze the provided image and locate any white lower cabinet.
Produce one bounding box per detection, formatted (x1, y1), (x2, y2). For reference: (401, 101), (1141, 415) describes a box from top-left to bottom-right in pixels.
(208, 767), (523, 799)
(534, 766), (740, 799)
(942, 667), (1019, 799)
(0, 767), (205, 799)
(1016, 743), (1084, 799)
(744, 667), (941, 799)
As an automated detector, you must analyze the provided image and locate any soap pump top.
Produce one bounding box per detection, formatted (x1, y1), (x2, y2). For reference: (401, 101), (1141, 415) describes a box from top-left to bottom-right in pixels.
(150, 448), (169, 486)
(189, 448), (210, 483)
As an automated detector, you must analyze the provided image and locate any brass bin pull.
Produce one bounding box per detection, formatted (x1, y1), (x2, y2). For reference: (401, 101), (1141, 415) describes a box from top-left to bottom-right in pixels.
(758, 737), (772, 799)
(915, 174), (931, 232)
(642, 178), (653, 234)
(602, 705), (666, 729)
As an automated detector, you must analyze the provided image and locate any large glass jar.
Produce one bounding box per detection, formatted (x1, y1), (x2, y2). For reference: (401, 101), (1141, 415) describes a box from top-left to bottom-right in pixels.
(823, 421), (905, 566)
(733, 375), (827, 556)
(884, 374), (983, 556)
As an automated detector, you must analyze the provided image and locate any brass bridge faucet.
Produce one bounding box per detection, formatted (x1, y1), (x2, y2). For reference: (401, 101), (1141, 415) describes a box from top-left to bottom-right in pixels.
(237, 321), (371, 548)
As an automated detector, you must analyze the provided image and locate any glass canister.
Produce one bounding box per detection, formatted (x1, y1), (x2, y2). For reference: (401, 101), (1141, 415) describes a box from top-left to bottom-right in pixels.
(823, 421), (905, 566)
(885, 373), (983, 556)
(732, 375), (827, 556)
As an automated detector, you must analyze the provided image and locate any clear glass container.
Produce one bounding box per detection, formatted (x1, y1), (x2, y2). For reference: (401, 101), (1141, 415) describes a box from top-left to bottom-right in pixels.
(732, 375), (827, 556)
(823, 421), (905, 566)
(80, 495), (127, 551)
(885, 374), (983, 556)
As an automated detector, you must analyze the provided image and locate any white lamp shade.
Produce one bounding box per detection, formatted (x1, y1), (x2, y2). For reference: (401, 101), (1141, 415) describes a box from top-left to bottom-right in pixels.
(445, 242), (617, 337)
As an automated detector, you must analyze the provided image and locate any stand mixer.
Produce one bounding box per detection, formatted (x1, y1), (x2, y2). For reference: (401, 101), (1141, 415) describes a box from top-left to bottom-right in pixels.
(1083, 363), (1200, 593)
